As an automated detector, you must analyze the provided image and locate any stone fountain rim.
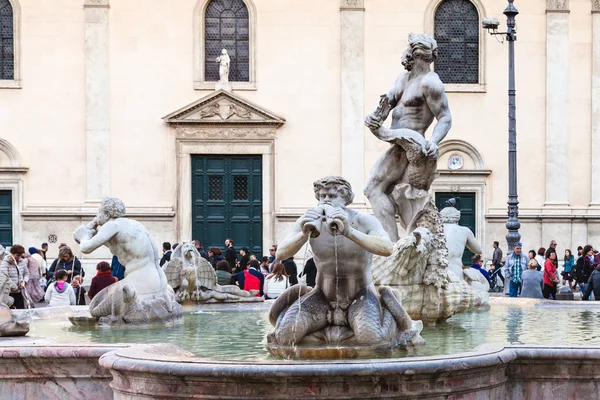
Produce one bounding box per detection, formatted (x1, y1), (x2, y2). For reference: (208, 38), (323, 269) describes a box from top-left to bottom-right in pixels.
(98, 343), (600, 377)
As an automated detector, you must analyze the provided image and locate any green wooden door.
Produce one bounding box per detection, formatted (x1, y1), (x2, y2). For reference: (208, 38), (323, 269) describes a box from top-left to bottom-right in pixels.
(0, 190), (12, 247)
(191, 155), (262, 256)
(435, 192), (476, 266)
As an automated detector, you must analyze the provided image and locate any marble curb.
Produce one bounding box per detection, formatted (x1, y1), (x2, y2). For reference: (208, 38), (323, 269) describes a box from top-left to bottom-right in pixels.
(99, 343), (516, 376)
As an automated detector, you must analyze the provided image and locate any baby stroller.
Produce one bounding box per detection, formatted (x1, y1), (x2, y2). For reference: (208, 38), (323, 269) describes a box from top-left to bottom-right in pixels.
(488, 266), (505, 292)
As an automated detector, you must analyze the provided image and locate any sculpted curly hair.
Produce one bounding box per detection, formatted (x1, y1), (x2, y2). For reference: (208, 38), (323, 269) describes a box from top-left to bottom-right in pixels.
(407, 33), (438, 63)
(313, 176), (355, 206)
(100, 198), (126, 218)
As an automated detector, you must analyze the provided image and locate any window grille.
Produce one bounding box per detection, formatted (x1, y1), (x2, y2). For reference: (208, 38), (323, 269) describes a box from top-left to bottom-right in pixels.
(0, 0), (13, 80)
(434, 0), (479, 84)
(205, 0), (249, 82)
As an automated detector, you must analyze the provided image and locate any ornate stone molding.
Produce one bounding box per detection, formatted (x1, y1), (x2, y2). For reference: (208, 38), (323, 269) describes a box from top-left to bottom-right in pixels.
(546, 0), (569, 12)
(593, 0), (600, 13)
(175, 127), (276, 141)
(340, 0), (364, 10)
(84, 0), (109, 7)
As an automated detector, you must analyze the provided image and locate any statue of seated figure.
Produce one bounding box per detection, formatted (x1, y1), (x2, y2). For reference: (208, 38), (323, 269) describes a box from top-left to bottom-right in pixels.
(267, 176), (424, 354)
(73, 198), (182, 324)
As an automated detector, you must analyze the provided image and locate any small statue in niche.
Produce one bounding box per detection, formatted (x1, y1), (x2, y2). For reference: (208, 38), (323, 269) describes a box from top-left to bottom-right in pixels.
(216, 48), (230, 82)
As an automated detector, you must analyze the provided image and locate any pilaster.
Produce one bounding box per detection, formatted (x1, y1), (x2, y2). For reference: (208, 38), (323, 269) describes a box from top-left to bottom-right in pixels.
(84, 0), (110, 201)
(340, 0), (365, 203)
(591, 1), (600, 205)
(545, 0), (570, 207)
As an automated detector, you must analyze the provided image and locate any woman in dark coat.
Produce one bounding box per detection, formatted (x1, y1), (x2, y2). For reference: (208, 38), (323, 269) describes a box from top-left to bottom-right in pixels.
(87, 261), (117, 300)
(575, 245), (595, 299)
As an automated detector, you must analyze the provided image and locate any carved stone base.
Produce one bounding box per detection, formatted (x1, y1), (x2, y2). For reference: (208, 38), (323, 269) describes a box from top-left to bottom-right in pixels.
(0, 304), (30, 337)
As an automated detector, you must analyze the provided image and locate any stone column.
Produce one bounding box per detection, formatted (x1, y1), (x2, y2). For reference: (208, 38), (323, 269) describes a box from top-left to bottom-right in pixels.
(544, 0), (570, 206)
(591, 1), (600, 205)
(84, 0), (110, 201)
(340, 0), (365, 203)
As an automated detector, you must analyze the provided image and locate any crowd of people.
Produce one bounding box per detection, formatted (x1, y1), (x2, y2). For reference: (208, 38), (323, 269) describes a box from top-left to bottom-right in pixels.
(159, 239), (311, 299)
(483, 240), (600, 300)
(0, 242), (120, 309)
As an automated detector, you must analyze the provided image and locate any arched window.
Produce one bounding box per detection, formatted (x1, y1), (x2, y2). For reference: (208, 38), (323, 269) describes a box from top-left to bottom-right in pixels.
(0, 0), (13, 80)
(434, 0), (479, 84)
(204, 0), (249, 82)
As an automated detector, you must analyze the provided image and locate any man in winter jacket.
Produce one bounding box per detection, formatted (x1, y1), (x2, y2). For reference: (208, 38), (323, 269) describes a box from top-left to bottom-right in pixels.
(583, 264), (600, 300)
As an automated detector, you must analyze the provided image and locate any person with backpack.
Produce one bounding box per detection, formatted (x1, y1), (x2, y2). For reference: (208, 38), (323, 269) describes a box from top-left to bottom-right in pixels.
(231, 259), (264, 297)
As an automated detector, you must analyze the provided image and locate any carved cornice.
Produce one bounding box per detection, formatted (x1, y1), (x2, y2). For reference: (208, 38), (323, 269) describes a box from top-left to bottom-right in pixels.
(163, 90), (285, 127)
(340, 0), (365, 11)
(546, 0), (569, 12)
(175, 127), (277, 141)
(593, 0), (600, 13)
(84, 0), (109, 7)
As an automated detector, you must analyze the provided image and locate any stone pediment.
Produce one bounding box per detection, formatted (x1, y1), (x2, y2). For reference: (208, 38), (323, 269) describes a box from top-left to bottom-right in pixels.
(162, 90), (285, 127)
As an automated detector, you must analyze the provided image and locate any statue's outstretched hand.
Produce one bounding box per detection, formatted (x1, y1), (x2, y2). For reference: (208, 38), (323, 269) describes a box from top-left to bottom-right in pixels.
(326, 208), (350, 236)
(73, 225), (96, 244)
(365, 113), (383, 132)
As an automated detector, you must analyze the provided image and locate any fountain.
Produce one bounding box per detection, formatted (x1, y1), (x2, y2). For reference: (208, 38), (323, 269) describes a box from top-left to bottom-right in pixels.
(3, 32), (600, 400)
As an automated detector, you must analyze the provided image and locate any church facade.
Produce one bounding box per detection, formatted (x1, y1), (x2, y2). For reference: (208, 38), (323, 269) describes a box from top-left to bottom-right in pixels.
(0, 0), (597, 265)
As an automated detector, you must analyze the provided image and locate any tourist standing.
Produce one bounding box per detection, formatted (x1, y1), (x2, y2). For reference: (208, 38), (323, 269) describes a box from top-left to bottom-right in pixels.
(491, 241), (504, 286)
(224, 238), (238, 271)
(545, 240), (558, 258)
(470, 254), (491, 285)
(268, 245), (277, 264)
(209, 247), (224, 269)
(193, 239), (209, 261)
(503, 243), (528, 297)
(562, 249), (575, 288)
(111, 255), (125, 281)
(520, 260), (544, 299)
(264, 262), (289, 299)
(527, 250), (539, 271)
(47, 247), (84, 283)
(283, 257), (298, 286)
(575, 245), (595, 298)
(215, 260), (232, 286)
(535, 248), (546, 273)
(582, 262), (600, 301)
(87, 261), (118, 300)
(577, 246), (583, 259)
(159, 242), (172, 267)
(543, 249), (559, 299)
(237, 247), (250, 273)
(44, 269), (76, 307)
(29, 248), (47, 279)
(41, 243), (48, 262)
(71, 275), (87, 305)
(22, 249), (44, 303)
(300, 257), (317, 288)
(0, 245), (29, 309)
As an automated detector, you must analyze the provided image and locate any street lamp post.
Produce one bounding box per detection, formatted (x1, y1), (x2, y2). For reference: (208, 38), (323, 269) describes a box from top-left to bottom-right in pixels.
(483, 0), (521, 253)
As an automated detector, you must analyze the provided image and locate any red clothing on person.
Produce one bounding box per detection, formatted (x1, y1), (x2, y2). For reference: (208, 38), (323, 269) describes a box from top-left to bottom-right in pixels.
(543, 258), (558, 286)
(88, 270), (117, 299)
(243, 270), (261, 296)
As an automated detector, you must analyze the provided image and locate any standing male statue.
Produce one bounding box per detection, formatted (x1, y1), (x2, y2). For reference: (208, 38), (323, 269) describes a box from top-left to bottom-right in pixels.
(364, 33), (452, 242)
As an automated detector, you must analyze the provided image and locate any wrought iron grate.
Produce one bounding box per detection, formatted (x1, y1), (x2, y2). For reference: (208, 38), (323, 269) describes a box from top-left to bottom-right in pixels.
(205, 0), (249, 82)
(209, 176), (223, 200)
(233, 176), (248, 200)
(0, 0), (13, 80)
(434, 0), (479, 84)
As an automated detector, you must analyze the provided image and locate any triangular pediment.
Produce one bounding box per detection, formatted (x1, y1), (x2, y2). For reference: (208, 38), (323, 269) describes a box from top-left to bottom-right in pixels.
(162, 90), (286, 127)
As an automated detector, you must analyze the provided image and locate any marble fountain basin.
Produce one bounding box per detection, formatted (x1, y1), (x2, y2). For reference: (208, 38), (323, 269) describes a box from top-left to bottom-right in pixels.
(4, 297), (600, 399)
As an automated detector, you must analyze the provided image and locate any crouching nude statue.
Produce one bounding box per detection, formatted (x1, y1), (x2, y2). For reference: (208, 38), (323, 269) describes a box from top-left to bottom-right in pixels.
(72, 198), (182, 325)
(164, 242), (262, 303)
(266, 177), (424, 359)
